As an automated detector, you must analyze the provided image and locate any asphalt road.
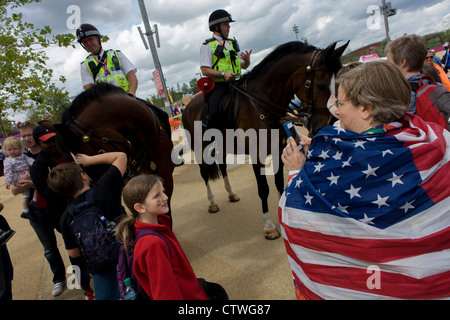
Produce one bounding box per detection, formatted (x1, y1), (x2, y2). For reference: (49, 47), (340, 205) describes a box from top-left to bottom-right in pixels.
(2, 152), (296, 300)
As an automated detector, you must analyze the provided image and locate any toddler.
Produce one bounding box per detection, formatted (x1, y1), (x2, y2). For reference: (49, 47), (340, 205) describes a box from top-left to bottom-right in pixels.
(3, 137), (37, 219)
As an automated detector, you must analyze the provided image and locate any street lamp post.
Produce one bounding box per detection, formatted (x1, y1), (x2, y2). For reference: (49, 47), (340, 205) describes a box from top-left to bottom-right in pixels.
(137, 0), (172, 115)
(381, 0), (397, 43)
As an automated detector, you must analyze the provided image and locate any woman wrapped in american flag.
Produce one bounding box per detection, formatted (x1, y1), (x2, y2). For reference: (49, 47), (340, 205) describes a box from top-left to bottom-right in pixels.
(279, 60), (450, 300)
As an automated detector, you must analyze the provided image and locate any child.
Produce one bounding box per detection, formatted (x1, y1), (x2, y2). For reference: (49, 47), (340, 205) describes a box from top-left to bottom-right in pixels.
(47, 152), (127, 300)
(3, 137), (37, 219)
(116, 174), (209, 300)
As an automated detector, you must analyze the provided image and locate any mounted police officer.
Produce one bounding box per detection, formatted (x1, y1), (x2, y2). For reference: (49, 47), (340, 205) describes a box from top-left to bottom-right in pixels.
(200, 9), (252, 130)
(76, 24), (138, 97)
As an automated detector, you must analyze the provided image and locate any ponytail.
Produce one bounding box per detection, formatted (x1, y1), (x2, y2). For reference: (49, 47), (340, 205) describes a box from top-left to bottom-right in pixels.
(115, 215), (136, 254)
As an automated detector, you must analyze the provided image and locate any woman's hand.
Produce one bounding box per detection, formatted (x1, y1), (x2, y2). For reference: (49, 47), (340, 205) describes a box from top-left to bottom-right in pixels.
(282, 136), (311, 171)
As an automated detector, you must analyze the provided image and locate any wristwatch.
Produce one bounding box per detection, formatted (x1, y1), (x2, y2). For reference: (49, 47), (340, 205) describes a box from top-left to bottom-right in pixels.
(220, 72), (225, 79)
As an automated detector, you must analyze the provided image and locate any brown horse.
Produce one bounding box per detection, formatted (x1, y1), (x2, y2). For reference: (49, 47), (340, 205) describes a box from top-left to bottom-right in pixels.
(46, 83), (175, 215)
(181, 41), (349, 239)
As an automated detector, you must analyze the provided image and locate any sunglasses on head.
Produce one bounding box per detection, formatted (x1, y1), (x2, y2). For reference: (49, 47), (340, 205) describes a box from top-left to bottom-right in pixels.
(17, 121), (33, 128)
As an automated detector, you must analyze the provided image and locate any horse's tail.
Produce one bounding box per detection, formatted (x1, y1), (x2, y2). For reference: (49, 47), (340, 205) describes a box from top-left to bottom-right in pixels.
(204, 162), (221, 181)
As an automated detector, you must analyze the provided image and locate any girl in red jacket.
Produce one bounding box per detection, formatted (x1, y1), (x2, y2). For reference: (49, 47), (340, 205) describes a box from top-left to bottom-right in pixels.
(116, 174), (208, 300)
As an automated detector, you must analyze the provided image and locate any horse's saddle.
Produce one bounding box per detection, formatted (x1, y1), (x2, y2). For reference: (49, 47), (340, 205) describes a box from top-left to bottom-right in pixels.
(201, 85), (240, 131)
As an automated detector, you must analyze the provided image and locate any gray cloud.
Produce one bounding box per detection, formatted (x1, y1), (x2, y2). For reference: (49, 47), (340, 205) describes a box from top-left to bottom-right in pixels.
(8, 0), (450, 121)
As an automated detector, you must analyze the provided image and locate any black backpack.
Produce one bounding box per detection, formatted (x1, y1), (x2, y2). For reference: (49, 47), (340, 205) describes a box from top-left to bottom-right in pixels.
(66, 189), (120, 274)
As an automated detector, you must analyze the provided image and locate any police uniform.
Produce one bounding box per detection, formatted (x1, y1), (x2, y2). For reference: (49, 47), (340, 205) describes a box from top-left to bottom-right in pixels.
(200, 35), (242, 128)
(80, 49), (137, 91)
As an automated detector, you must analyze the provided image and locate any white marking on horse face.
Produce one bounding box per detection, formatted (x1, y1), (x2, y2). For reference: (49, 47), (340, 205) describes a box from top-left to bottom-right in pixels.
(329, 74), (336, 97)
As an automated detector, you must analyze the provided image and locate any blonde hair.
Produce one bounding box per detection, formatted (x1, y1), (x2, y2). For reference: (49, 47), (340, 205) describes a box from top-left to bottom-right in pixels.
(337, 60), (411, 124)
(3, 137), (24, 156)
(115, 174), (164, 253)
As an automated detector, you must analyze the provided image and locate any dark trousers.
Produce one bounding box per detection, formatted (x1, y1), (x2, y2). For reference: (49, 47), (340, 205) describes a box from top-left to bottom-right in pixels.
(28, 209), (67, 284)
(201, 82), (231, 129)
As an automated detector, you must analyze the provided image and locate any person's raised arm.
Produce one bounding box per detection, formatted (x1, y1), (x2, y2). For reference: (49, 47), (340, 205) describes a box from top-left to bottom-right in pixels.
(75, 152), (127, 177)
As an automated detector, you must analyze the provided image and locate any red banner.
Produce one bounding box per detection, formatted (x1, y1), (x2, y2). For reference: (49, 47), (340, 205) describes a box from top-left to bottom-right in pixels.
(152, 69), (164, 96)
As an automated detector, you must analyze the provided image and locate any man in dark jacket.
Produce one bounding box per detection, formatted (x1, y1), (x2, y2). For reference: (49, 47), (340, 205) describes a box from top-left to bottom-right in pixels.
(30, 125), (92, 298)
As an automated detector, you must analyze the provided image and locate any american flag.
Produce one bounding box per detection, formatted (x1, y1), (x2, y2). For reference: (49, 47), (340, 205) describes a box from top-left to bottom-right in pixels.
(279, 114), (450, 300)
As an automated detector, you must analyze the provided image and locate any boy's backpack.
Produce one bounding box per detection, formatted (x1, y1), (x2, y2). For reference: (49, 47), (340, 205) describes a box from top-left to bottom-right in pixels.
(410, 76), (450, 131)
(67, 189), (120, 275)
(117, 229), (171, 300)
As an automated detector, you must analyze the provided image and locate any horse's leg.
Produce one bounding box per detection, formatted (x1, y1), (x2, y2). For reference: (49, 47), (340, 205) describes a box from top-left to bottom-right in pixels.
(252, 164), (281, 240)
(218, 163), (240, 202)
(274, 155), (285, 197)
(200, 164), (220, 213)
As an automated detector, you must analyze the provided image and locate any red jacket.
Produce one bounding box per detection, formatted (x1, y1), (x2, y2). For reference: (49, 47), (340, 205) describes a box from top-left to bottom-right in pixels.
(133, 216), (208, 300)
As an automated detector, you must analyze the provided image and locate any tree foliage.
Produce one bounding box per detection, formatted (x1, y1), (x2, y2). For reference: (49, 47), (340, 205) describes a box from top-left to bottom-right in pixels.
(0, 0), (74, 137)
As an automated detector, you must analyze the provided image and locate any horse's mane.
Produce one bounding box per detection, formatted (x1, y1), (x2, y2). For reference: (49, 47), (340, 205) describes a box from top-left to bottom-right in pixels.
(62, 83), (126, 125)
(243, 41), (316, 82)
(242, 41), (344, 82)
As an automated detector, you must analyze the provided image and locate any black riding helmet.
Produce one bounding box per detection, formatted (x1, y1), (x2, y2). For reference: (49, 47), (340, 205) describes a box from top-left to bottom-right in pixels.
(76, 23), (102, 55)
(208, 9), (235, 32)
(76, 23), (101, 42)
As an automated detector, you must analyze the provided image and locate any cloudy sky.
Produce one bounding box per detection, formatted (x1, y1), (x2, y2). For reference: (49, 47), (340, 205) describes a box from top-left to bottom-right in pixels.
(10, 0), (450, 121)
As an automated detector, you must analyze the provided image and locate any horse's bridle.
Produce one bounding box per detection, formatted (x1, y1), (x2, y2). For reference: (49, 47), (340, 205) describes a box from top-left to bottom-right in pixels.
(230, 48), (328, 122)
(68, 118), (161, 179)
(292, 49), (327, 119)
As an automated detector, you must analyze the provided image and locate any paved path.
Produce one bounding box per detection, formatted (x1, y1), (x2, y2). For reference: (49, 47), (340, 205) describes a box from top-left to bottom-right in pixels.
(2, 153), (295, 300)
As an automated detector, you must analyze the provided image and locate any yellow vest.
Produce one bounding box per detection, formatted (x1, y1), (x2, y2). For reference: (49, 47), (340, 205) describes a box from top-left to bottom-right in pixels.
(85, 50), (129, 92)
(208, 39), (241, 82)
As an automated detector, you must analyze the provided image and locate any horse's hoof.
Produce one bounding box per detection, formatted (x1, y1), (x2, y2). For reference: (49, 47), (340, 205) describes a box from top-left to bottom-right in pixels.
(228, 194), (240, 202)
(208, 204), (219, 213)
(264, 228), (281, 240)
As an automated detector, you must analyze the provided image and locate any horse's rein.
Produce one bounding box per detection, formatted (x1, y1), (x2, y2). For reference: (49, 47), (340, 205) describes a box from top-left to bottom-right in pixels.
(230, 48), (327, 122)
(292, 49), (328, 118)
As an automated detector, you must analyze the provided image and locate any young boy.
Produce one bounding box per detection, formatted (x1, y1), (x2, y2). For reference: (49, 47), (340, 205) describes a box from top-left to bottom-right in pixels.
(47, 152), (127, 300)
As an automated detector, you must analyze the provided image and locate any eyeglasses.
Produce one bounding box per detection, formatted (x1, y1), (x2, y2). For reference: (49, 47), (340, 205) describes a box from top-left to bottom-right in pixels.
(17, 121), (34, 128)
(335, 100), (347, 108)
(425, 56), (434, 60)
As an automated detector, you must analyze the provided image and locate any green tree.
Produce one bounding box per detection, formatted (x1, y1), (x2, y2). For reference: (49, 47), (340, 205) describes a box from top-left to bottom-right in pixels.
(0, 0), (75, 137)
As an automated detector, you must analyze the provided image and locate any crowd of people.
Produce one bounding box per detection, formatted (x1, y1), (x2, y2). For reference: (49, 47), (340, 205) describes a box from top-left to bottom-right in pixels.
(1, 8), (450, 301)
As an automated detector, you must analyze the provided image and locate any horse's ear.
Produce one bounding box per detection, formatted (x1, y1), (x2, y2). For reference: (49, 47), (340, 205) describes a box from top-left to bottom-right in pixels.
(324, 42), (337, 57)
(38, 120), (56, 132)
(53, 123), (71, 137)
(334, 40), (350, 58)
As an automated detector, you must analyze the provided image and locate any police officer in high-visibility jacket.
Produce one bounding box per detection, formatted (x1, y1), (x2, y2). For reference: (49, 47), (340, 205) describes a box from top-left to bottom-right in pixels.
(200, 10), (252, 129)
(76, 24), (138, 97)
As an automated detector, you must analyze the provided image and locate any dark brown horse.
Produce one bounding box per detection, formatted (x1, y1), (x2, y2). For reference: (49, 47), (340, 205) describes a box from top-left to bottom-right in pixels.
(181, 41), (349, 239)
(46, 83), (175, 215)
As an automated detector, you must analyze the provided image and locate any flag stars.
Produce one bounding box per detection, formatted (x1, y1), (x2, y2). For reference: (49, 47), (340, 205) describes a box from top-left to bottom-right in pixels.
(359, 213), (376, 225)
(362, 164), (379, 179)
(387, 172), (404, 187)
(318, 150), (330, 160)
(334, 126), (346, 134)
(336, 203), (349, 214)
(333, 151), (343, 160)
(345, 184), (362, 199)
(400, 200), (415, 213)
(327, 172), (340, 185)
(342, 156), (352, 168)
(372, 194), (390, 208)
(295, 178), (303, 188)
(314, 162), (325, 173)
(382, 149), (394, 157)
(354, 140), (366, 149)
(304, 192), (314, 205)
